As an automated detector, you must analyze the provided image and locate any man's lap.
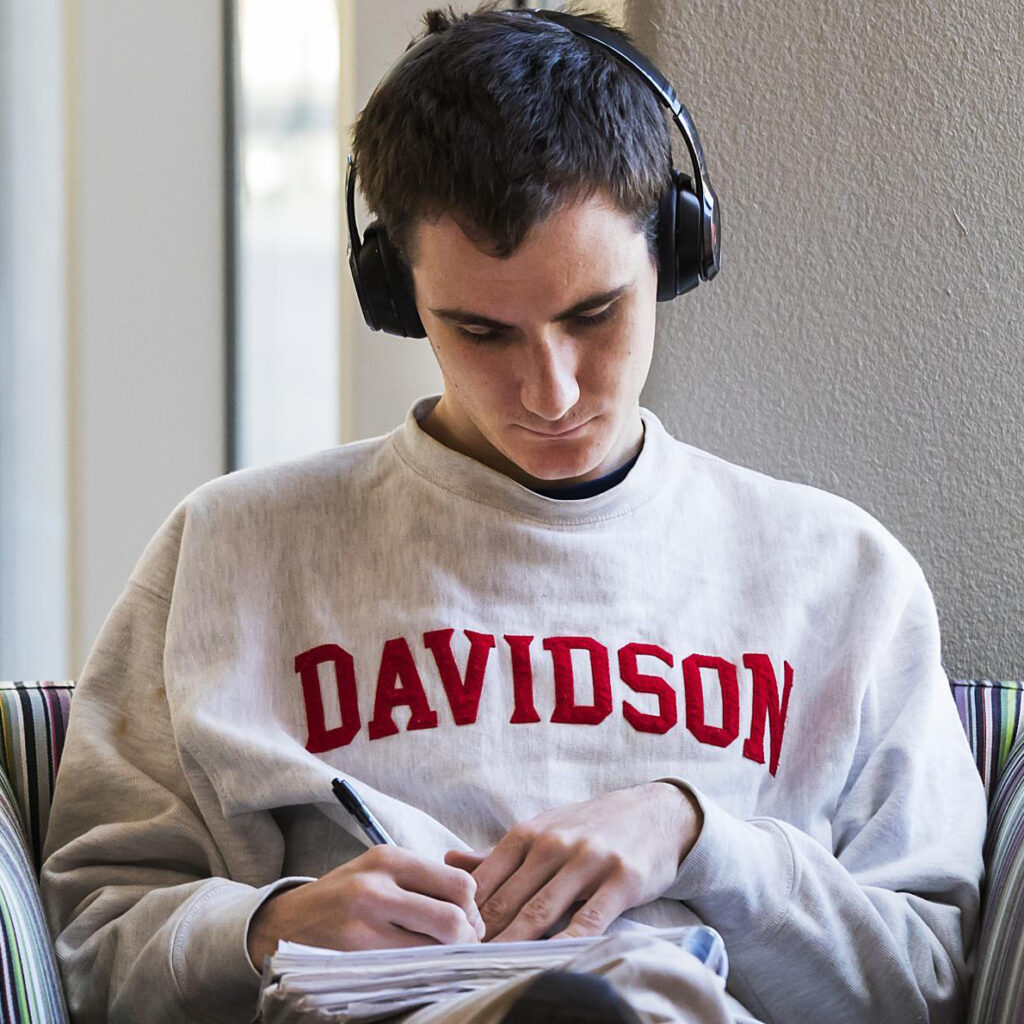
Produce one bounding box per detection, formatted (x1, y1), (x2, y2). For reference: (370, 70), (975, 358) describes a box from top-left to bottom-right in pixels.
(400, 932), (742, 1024)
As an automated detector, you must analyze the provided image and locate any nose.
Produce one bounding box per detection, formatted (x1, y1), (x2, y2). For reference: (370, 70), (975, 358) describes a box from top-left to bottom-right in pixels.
(518, 331), (580, 423)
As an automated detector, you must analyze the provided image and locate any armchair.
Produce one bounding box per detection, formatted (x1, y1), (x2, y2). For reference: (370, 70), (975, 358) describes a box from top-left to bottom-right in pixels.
(1, 678), (1021, 1023)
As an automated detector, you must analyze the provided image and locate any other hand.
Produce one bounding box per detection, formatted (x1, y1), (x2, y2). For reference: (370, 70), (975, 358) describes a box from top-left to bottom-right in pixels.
(444, 781), (702, 943)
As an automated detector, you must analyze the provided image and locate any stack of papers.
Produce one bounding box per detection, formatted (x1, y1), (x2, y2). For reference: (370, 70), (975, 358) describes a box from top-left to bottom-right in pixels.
(258, 925), (726, 1023)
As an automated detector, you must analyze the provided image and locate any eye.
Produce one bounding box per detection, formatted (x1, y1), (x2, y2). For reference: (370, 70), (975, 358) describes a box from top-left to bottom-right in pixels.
(456, 325), (507, 344)
(573, 303), (617, 327)
(453, 300), (618, 345)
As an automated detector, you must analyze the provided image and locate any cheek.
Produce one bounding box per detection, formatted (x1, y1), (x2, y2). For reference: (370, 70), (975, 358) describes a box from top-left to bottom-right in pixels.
(430, 335), (477, 385)
(605, 318), (655, 387)
(443, 343), (516, 402)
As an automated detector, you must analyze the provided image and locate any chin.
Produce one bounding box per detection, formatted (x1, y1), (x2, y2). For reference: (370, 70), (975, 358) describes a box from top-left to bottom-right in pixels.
(507, 445), (607, 485)
(488, 417), (618, 483)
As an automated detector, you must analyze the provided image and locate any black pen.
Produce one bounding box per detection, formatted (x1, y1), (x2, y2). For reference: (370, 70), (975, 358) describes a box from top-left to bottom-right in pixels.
(332, 778), (397, 846)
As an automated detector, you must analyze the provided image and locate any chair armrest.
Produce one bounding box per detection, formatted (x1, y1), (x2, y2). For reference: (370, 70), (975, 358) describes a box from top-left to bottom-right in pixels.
(0, 770), (69, 1023)
(968, 736), (1024, 1024)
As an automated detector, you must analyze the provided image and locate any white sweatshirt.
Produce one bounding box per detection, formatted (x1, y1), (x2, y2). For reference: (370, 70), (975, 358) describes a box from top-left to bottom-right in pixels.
(41, 397), (987, 1024)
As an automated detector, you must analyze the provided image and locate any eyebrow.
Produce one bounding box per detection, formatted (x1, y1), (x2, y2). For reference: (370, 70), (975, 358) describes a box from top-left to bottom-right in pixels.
(429, 283), (631, 331)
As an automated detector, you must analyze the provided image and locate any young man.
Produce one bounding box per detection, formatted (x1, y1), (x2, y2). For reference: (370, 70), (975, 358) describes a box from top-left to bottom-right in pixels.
(41, 6), (986, 1024)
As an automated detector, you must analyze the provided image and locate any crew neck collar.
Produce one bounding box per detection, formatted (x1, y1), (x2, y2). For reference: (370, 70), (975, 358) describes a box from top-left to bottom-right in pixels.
(388, 395), (668, 526)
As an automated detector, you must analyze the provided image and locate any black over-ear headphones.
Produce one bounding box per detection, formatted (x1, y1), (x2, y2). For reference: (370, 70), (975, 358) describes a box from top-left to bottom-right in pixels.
(346, 8), (722, 339)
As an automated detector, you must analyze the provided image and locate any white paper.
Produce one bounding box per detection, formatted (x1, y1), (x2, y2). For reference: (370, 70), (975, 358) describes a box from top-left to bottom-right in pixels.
(259, 924), (726, 1023)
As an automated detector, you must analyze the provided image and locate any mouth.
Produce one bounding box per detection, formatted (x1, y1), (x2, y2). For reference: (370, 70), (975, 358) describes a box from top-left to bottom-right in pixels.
(519, 418), (592, 438)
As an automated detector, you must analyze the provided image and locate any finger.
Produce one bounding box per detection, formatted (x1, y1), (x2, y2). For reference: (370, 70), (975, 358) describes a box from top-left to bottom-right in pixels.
(549, 879), (630, 940)
(444, 851), (490, 930)
(385, 889), (482, 946)
(378, 847), (482, 925)
(444, 848), (489, 872)
(480, 839), (585, 940)
(468, 833), (531, 909)
(489, 854), (601, 943)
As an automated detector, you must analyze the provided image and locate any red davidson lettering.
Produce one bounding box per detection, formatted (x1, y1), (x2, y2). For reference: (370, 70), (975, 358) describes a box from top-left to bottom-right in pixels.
(295, 631), (793, 775)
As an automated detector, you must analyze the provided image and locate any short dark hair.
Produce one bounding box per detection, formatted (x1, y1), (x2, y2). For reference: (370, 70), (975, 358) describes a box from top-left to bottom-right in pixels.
(350, 3), (672, 264)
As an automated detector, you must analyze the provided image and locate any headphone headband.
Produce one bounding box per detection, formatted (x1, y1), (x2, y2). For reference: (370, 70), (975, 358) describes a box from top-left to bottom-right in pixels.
(529, 9), (720, 283)
(347, 7), (722, 338)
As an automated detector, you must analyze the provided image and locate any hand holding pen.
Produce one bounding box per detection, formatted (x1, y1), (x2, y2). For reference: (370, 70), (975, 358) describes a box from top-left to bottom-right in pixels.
(245, 779), (484, 969)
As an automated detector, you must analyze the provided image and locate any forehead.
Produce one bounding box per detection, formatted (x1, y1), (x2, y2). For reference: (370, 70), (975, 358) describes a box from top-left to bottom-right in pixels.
(408, 192), (649, 313)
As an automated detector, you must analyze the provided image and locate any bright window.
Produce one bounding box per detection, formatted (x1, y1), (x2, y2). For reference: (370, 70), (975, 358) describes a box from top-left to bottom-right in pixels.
(235, 0), (341, 468)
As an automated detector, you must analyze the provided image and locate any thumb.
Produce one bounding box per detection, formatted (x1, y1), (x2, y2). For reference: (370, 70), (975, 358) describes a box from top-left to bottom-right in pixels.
(444, 847), (490, 872)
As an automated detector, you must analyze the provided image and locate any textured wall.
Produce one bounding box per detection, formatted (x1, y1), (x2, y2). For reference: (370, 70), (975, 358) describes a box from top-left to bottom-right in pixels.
(628, 0), (1023, 677)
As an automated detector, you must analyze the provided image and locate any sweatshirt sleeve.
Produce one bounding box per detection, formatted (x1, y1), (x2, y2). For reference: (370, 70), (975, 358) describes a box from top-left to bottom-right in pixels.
(661, 560), (987, 1024)
(39, 512), (313, 1024)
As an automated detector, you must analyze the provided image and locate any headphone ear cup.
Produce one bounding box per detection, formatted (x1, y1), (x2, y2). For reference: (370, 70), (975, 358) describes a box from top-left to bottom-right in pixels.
(655, 179), (678, 302)
(656, 170), (702, 300)
(354, 222), (426, 338)
(673, 170), (702, 296)
(374, 225), (426, 338)
(349, 226), (382, 332)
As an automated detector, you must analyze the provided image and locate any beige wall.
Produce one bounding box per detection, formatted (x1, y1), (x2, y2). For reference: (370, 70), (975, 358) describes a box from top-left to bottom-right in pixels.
(627, 0), (1023, 676)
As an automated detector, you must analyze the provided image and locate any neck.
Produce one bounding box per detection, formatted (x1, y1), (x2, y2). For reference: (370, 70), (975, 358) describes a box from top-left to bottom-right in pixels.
(420, 397), (644, 490)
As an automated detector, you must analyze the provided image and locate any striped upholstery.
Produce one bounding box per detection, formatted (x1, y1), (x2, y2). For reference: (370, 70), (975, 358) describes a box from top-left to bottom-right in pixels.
(0, 678), (1021, 1024)
(951, 679), (1024, 802)
(0, 763), (68, 1023)
(968, 735), (1024, 1024)
(936, 680), (1023, 1024)
(0, 682), (73, 873)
